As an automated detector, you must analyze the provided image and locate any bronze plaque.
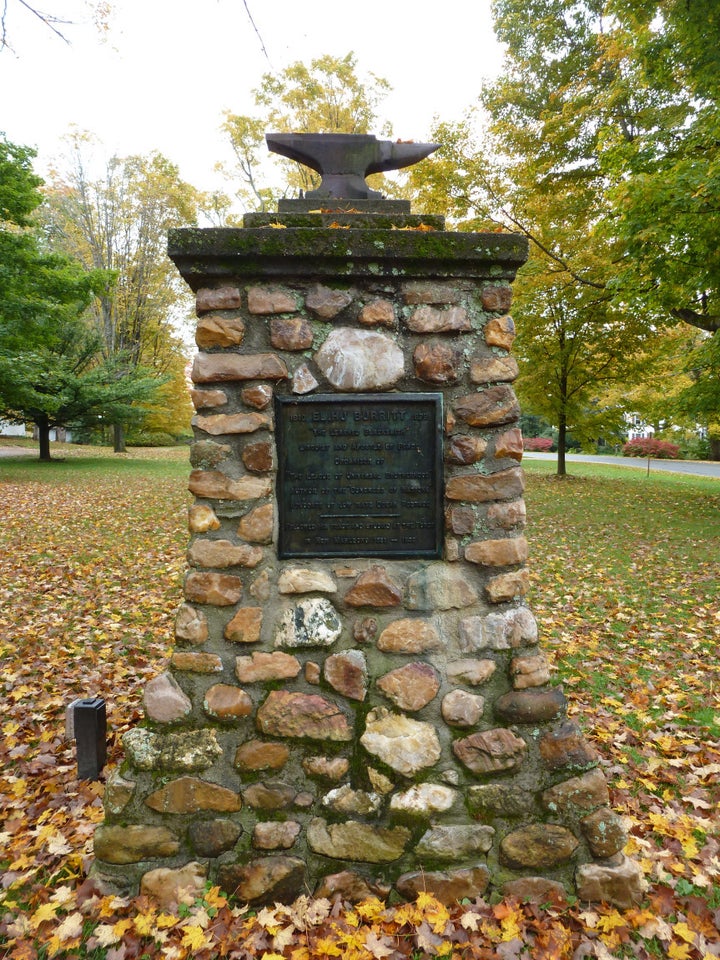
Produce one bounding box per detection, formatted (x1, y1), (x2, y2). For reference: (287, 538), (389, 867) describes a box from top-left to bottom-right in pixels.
(276, 394), (443, 559)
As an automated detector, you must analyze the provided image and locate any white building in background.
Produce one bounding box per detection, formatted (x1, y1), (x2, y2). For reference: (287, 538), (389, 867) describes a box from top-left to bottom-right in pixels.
(0, 421), (26, 437)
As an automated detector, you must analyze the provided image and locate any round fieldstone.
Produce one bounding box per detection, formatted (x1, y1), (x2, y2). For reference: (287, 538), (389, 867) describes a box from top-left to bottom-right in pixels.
(235, 651), (301, 682)
(452, 728), (527, 775)
(377, 662), (440, 711)
(459, 607), (537, 652)
(314, 871), (389, 902)
(446, 659), (496, 686)
(188, 504), (221, 533)
(446, 466), (525, 503)
(488, 499), (527, 529)
(247, 286), (298, 314)
(189, 819), (242, 857)
(581, 807), (627, 858)
(256, 690), (352, 741)
(500, 824), (579, 869)
(302, 756), (349, 781)
(541, 768), (609, 816)
(359, 299), (395, 327)
(416, 825), (495, 859)
(389, 783), (457, 816)
(324, 650), (368, 701)
(253, 821), (302, 850)
(145, 776), (242, 814)
(187, 538), (263, 569)
(322, 785), (382, 815)
(292, 363), (319, 394)
(274, 598), (342, 648)
(539, 721), (599, 771)
(396, 867), (490, 904)
(225, 607), (263, 644)
(306, 284), (353, 318)
(94, 825), (179, 865)
(241, 384), (273, 409)
(485, 314), (516, 349)
(454, 386), (520, 428)
(495, 688), (567, 724)
(234, 740), (290, 772)
(175, 604), (208, 644)
(441, 689), (485, 726)
(575, 856), (647, 909)
(140, 861), (209, 911)
(217, 856), (305, 906)
(194, 412), (270, 436)
(243, 781), (297, 810)
(446, 435), (487, 465)
(376, 618), (441, 653)
(204, 684), (253, 720)
(189, 469), (271, 501)
(470, 355), (519, 384)
(144, 671), (192, 724)
(190, 440), (231, 469)
(345, 566), (403, 608)
(502, 877), (567, 903)
(171, 651), (223, 673)
(242, 440), (273, 473)
(404, 565), (478, 610)
(405, 305), (470, 333)
(190, 388), (228, 410)
(184, 571), (243, 606)
(360, 708), (441, 776)
(238, 503), (274, 543)
(511, 654), (551, 689)
(307, 818), (410, 863)
(413, 342), (462, 383)
(278, 568), (337, 594)
(270, 316), (313, 350)
(314, 328), (404, 391)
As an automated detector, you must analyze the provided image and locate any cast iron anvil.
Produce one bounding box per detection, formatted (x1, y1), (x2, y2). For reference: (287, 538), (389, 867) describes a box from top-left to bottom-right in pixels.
(266, 132), (439, 201)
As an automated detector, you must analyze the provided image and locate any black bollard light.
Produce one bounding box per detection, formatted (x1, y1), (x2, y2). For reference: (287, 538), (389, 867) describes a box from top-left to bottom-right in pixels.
(66, 697), (107, 780)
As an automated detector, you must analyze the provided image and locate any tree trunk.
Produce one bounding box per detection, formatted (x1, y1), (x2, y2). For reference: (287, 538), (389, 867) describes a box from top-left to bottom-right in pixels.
(557, 412), (567, 477)
(710, 437), (720, 461)
(113, 423), (126, 453)
(37, 415), (52, 462)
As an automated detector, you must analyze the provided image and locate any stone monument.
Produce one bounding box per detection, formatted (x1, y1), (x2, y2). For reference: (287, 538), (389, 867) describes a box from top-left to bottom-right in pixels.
(92, 133), (645, 909)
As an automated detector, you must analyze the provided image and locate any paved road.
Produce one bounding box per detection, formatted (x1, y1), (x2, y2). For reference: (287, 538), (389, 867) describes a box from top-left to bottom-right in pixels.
(523, 451), (720, 478)
(0, 445), (35, 458)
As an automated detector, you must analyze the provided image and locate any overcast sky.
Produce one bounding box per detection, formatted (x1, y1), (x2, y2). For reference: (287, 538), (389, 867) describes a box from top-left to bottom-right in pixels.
(0, 0), (505, 196)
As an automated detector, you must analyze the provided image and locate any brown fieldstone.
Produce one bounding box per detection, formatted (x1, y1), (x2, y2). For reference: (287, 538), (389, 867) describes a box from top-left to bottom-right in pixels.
(359, 299), (395, 326)
(470, 354), (520, 384)
(307, 819), (410, 863)
(403, 281), (461, 304)
(353, 616), (377, 643)
(539, 722), (599, 771)
(274, 598), (342, 647)
(453, 728), (527, 775)
(250, 570), (271, 602)
(191, 351), (288, 383)
(305, 661), (321, 684)
(193, 412), (271, 436)
(396, 867), (490, 905)
(389, 783), (457, 816)
(235, 651), (301, 682)
(225, 607), (263, 643)
(405, 305), (470, 333)
(256, 690), (352, 741)
(454, 386), (520, 428)
(404, 565), (478, 610)
(377, 662), (440, 711)
(459, 607), (538, 652)
(315, 328), (404, 391)
(235, 740), (290, 772)
(188, 538), (263, 569)
(413, 342), (462, 384)
(323, 785), (382, 816)
(488, 499), (527, 530)
(253, 821), (302, 850)
(360, 708), (441, 776)
(190, 388), (228, 409)
(467, 783), (536, 818)
(189, 819), (242, 857)
(238, 503), (274, 543)
(196, 315), (245, 348)
(445, 537), (460, 561)
(247, 286), (298, 314)
(144, 672), (192, 724)
(345, 566), (402, 607)
(575, 856), (647, 909)
(185, 570), (243, 607)
(376, 618), (441, 653)
(145, 776), (242, 814)
(94, 825), (179, 865)
(188, 504), (221, 534)
(502, 878), (568, 903)
(501, 824), (579, 870)
(243, 781), (296, 810)
(306, 284), (353, 318)
(242, 441), (274, 473)
(324, 650), (368, 701)
(242, 384), (273, 409)
(217, 856), (305, 906)
(171, 651), (223, 673)
(103, 772), (135, 816)
(446, 466), (525, 502)
(495, 427), (524, 461)
(481, 285), (513, 312)
(446, 409), (456, 432)
(445, 505), (475, 535)
(486, 569), (531, 602)
(204, 683), (253, 720)
(441, 689), (485, 726)
(416, 825), (495, 860)
(465, 536), (529, 566)
(270, 316), (314, 350)
(581, 807), (627, 858)
(140, 862), (207, 910)
(495, 688), (567, 724)
(189, 439), (231, 469)
(445, 435), (487, 465)
(175, 603), (209, 642)
(188, 469), (272, 501)
(542, 768), (609, 816)
(292, 364), (319, 394)
(511, 654), (551, 689)
(278, 568), (337, 594)
(368, 767), (394, 794)
(302, 756), (349, 782)
(485, 314), (516, 349)
(196, 285), (241, 312)
(446, 659), (496, 686)
(314, 871), (389, 902)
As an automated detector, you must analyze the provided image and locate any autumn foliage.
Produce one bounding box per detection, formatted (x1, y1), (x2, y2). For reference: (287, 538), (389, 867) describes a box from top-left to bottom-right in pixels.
(622, 438), (682, 460)
(0, 445), (718, 959)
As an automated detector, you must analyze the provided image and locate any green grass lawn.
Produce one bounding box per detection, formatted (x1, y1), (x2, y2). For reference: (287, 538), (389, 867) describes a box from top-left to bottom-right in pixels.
(0, 446), (718, 958)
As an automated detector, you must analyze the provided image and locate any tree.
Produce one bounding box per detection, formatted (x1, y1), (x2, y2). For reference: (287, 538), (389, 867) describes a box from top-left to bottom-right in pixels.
(0, 136), (158, 460)
(219, 52), (392, 211)
(44, 135), (198, 450)
(0, 0), (111, 52)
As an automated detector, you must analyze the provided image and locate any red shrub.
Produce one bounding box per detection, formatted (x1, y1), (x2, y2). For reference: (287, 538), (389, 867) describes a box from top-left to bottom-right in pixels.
(523, 437), (554, 452)
(622, 437), (681, 459)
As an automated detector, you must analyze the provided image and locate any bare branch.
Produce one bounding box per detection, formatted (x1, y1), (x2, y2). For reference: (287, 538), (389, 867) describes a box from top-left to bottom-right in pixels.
(241, 0), (270, 65)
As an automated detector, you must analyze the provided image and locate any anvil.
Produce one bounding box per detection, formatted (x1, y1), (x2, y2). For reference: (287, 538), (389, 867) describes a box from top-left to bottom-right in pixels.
(266, 132), (439, 201)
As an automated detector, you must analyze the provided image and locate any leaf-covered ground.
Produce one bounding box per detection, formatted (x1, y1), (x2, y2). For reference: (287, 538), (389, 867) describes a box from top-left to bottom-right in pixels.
(0, 445), (718, 959)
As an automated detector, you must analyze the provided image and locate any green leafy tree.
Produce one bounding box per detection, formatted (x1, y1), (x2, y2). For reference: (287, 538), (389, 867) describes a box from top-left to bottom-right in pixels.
(44, 134), (198, 450)
(219, 52), (392, 211)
